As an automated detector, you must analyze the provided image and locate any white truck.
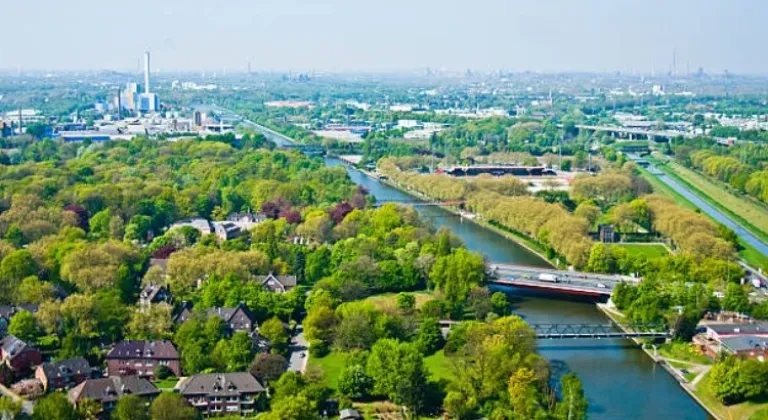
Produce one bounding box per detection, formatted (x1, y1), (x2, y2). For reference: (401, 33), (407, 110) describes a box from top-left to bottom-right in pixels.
(538, 273), (559, 283)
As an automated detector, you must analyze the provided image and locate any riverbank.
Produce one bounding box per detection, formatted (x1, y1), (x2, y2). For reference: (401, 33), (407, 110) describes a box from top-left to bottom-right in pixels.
(596, 303), (724, 420)
(357, 167), (560, 268)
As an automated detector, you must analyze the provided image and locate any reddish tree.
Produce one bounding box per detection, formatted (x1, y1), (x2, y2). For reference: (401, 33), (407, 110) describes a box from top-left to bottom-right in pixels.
(280, 209), (302, 225)
(350, 193), (367, 209)
(261, 197), (291, 219)
(63, 204), (89, 231)
(329, 202), (354, 224)
(151, 244), (177, 259)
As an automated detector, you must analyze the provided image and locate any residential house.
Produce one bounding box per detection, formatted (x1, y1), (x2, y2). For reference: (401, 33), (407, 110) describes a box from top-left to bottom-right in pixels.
(0, 335), (42, 372)
(138, 284), (173, 308)
(177, 372), (265, 416)
(69, 375), (160, 412)
(106, 340), (181, 378)
(214, 222), (242, 241)
(0, 315), (8, 338)
(170, 218), (213, 236)
(175, 302), (256, 336)
(35, 358), (95, 391)
(256, 273), (297, 293)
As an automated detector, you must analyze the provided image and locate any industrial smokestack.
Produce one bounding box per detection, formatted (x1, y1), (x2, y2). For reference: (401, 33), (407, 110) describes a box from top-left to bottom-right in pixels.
(144, 51), (151, 94)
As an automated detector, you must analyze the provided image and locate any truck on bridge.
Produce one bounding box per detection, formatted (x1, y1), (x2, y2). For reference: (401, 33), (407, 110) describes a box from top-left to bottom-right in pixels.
(538, 273), (558, 283)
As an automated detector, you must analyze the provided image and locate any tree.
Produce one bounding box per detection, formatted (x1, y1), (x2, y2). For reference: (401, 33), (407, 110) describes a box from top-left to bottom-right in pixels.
(554, 373), (588, 420)
(429, 248), (485, 313)
(33, 393), (78, 420)
(491, 292), (509, 316)
(337, 364), (372, 399)
(112, 394), (150, 420)
(396, 293), (416, 312)
(304, 305), (336, 344)
(722, 283), (750, 314)
(444, 390), (477, 420)
(367, 339), (427, 413)
(264, 393), (318, 420)
(155, 365), (173, 380)
(468, 287), (493, 320)
(249, 353), (287, 384)
(259, 317), (289, 354)
(8, 310), (41, 344)
(0, 250), (38, 302)
(212, 331), (254, 372)
(416, 317), (444, 355)
(76, 398), (102, 420)
(333, 312), (376, 351)
(150, 393), (197, 420)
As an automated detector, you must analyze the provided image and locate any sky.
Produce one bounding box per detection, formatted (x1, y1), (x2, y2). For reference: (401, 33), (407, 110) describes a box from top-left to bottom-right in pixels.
(1, 0), (767, 74)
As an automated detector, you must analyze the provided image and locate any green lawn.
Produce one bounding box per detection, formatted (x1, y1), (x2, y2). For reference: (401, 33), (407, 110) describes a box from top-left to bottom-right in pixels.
(423, 350), (454, 382)
(364, 291), (436, 311)
(307, 352), (348, 390)
(665, 160), (768, 240)
(639, 164), (768, 270)
(658, 342), (712, 365)
(153, 377), (180, 389)
(615, 243), (669, 259)
(694, 371), (768, 420)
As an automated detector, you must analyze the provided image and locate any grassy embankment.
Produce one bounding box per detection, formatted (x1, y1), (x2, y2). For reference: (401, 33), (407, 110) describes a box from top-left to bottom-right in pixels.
(615, 243), (670, 259)
(637, 165), (768, 269)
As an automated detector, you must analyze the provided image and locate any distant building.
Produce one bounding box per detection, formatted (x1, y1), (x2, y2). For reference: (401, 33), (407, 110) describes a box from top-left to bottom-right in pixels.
(138, 284), (173, 309)
(598, 224), (616, 244)
(177, 372), (265, 417)
(256, 273), (297, 293)
(137, 93), (159, 113)
(705, 323), (768, 341)
(170, 218), (213, 236)
(69, 375), (160, 413)
(193, 110), (203, 127)
(35, 358), (95, 391)
(106, 340), (181, 378)
(0, 335), (42, 372)
(214, 222), (242, 241)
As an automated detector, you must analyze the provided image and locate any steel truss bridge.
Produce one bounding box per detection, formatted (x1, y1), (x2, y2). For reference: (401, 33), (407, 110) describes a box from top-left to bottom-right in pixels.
(532, 323), (669, 339)
(373, 199), (465, 207)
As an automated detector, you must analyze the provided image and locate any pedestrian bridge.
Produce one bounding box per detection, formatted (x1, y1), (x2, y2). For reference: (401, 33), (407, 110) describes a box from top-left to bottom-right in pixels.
(438, 320), (669, 340)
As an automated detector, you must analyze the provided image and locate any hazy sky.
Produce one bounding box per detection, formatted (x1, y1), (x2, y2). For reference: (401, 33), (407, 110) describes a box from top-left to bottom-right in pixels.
(1, 0), (767, 74)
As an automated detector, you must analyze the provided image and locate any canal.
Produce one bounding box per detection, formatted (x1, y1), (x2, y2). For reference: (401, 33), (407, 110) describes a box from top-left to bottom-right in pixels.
(325, 157), (709, 420)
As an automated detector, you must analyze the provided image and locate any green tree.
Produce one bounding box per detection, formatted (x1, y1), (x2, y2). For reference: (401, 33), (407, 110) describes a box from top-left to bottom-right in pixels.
(264, 393), (318, 420)
(150, 392), (198, 420)
(33, 393), (78, 420)
(259, 317), (289, 354)
(76, 398), (102, 420)
(212, 331), (254, 372)
(367, 339), (427, 413)
(304, 305), (336, 344)
(112, 394), (150, 420)
(0, 250), (38, 302)
(416, 317), (444, 355)
(337, 364), (372, 399)
(396, 293), (416, 312)
(554, 373), (588, 420)
(722, 283), (750, 313)
(8, 310), (41, 344)
(491, 292), (509, 316)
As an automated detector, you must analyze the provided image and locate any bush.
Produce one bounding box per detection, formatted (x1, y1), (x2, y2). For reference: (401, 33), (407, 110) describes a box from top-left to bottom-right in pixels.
(309, 339), (329, 358)
(154, 365), (172, 380)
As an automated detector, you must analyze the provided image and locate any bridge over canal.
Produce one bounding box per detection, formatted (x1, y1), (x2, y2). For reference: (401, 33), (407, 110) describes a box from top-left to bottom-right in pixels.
(488, 263), (640, 298)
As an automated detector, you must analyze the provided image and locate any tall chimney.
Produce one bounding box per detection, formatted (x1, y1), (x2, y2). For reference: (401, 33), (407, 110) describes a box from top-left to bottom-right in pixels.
(144, 51), (151, 94)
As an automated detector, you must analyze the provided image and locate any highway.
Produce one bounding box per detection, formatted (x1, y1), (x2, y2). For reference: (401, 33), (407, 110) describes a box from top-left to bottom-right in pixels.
(577, 124), (730, 143)
(488, 263), (638, 297)
(206, 105), (295, 147)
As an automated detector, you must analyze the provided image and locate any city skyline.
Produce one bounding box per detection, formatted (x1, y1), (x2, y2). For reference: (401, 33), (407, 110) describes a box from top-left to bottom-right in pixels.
(1, 0), (767, 74)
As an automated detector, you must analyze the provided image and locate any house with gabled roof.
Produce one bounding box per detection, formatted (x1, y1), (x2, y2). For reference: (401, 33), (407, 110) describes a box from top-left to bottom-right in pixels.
(35, 357), (97, 391)
(105, 340), (180, 378)
(69, 375), (160, 412)
(256, 273), (297, 293)
(177, 372), (265, 416)
(0, 335), (42, 372)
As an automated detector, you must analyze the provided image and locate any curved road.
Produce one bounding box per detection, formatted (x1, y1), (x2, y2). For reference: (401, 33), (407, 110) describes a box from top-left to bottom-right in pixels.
(648, 164), (768, 257)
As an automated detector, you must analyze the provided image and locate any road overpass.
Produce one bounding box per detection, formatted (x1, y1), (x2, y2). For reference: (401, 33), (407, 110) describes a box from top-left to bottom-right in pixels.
(577, 124), (732, 144)
(488, 263), (639, 298)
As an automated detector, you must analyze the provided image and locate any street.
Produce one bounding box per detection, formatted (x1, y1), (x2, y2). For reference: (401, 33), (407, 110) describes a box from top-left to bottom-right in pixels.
(287, 325), (309, 373)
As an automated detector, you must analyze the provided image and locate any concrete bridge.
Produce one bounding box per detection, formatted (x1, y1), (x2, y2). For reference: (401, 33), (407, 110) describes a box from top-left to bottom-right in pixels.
(488, 263), (639, 298)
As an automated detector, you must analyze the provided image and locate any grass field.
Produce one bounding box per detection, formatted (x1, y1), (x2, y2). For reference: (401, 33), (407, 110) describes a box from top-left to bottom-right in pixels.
(423, 350), (454, 382)
(364, 291), (436, 311)
(662, 160), (768, 243)
(307, 352), (349, 390)
(694, 372), (768, 420)
(638, 165), (768, 270)
(615, 243), (670, 259)
(658, 342), (711, 365)
(152, 377), (180, 390)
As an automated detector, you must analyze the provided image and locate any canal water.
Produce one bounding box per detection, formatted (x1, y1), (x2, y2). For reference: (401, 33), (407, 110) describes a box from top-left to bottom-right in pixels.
(325, 158), (708, 420)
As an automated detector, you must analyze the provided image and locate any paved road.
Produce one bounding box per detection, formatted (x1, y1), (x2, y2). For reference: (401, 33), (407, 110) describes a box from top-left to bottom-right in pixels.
(287, 325), (308, 373)
(492, 263), (638, 285)
(647, 163), (768, 257)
